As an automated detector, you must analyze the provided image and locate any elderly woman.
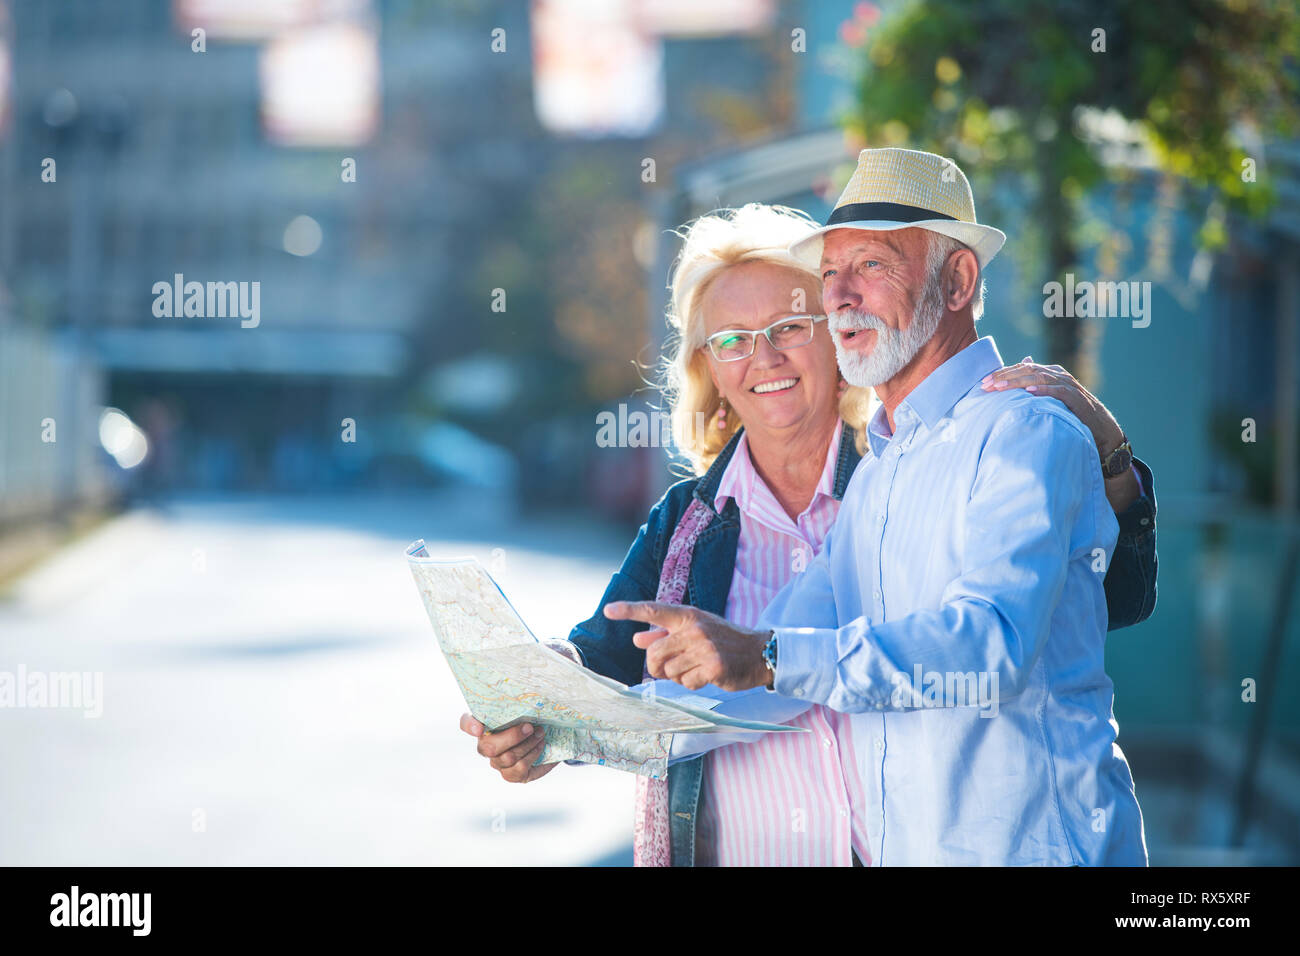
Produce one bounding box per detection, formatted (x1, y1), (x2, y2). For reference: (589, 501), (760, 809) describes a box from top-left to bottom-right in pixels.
(460, 203), (1158, 866)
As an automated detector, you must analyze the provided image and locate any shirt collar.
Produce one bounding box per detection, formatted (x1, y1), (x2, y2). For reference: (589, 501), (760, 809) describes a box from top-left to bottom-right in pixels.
(865, 404), (894, 459)
(866, 336), (1004, 458)
(712, 430), (751, 514)
(902, 335), (1004, 430)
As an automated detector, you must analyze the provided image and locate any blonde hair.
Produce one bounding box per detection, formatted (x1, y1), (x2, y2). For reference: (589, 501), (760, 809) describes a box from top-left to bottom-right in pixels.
(659, 203), (875, 476)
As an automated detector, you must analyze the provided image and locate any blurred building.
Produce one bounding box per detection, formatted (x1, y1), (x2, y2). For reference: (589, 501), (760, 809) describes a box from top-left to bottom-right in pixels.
(0, 0), (827, 510)
(0, 0), (539, 496)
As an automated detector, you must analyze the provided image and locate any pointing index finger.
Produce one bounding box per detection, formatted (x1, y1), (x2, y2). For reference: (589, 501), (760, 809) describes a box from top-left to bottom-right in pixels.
(603, 600), (689, 627)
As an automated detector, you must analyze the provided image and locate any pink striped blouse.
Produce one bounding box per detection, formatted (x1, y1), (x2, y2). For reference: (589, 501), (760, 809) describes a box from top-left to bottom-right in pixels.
(696, 422), (873, 867)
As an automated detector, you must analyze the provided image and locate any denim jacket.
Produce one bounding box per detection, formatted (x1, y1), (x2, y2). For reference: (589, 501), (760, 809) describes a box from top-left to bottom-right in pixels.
(568, 421), (1158, 866)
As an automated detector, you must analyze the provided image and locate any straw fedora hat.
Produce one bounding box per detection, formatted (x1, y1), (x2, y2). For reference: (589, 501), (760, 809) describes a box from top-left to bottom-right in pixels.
(790, 147), (1006, 270)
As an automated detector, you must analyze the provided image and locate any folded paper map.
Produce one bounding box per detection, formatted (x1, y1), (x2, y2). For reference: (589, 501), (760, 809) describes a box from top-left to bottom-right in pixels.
(406, 541), (805, 779)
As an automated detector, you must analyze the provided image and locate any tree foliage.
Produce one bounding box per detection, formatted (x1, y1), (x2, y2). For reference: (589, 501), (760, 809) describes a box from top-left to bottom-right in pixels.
(843, 0), (1300, 366)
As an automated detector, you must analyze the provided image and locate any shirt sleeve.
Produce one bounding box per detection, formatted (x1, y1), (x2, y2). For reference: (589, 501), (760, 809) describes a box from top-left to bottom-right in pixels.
(771, 405), (1116, 713)
(758, 517), (843, 632)
(566, 486), (683, 686)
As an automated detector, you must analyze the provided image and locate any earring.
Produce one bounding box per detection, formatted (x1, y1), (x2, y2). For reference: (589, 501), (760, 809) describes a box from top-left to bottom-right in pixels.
(715, 397), (728, 430)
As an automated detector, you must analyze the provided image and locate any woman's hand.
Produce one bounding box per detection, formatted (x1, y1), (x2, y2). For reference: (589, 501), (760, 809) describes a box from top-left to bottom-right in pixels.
(459, 713), (558, 784)
(980, 356), (1140, 514)
(455, 643), (577, 783)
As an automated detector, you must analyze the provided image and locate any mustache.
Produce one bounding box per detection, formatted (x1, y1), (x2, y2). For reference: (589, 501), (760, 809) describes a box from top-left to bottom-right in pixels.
(828, 309), (889, 333)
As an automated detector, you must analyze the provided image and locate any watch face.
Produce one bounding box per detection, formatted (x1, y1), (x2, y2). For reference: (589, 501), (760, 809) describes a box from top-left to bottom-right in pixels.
(1104, 444), (1133, 478)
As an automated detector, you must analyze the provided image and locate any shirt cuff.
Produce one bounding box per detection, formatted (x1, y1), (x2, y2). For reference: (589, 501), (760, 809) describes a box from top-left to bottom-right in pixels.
(1114, 467), (1156, 539)
(1131, 456), (1156, 503)
(772, 627), (839, 705)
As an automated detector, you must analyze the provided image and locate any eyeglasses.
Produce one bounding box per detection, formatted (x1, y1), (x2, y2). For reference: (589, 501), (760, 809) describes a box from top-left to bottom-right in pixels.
(703, 314), (828, 362)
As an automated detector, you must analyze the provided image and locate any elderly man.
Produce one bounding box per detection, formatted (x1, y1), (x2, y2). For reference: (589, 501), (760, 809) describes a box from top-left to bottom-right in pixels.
(606, 147), (1147, 866)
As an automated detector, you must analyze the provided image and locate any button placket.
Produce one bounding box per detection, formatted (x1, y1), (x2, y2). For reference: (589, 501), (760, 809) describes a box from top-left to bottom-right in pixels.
(863, 712), (886, 864)
(871, 430), (906, 619)
(813, 709), (853, 857)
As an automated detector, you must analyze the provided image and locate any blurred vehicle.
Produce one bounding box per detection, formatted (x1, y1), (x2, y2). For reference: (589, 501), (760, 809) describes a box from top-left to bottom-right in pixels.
(352, 417), (518, 498)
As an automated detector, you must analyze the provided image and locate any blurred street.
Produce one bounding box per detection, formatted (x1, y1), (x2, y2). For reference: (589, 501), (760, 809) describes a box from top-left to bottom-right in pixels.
(0, 491), (636, 866)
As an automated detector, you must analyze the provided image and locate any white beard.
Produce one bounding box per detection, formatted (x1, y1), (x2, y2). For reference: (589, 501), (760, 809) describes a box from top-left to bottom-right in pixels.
(829, 274), (946, 387)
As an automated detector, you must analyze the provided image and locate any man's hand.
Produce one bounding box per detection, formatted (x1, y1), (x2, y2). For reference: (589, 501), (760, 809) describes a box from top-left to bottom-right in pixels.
(459, 714), (558, 784)
(603, 600), (770, 692)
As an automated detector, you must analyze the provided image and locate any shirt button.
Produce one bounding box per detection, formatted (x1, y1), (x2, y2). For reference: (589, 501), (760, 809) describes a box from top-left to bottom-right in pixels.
(1140, 517), (1150, 526)
(839, 808), (849, 818)
(793, 688), (804, 697)
(874, 738), (884, 753)
(874, 590), (882, 602)
(822, 737), (833, 749)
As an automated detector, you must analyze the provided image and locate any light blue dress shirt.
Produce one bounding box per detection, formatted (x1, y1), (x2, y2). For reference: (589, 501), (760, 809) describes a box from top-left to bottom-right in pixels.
(759, 335), (1147, 865)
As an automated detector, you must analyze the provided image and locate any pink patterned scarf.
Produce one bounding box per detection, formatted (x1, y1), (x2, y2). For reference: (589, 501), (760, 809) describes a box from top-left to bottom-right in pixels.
(632, 496), (715, 867)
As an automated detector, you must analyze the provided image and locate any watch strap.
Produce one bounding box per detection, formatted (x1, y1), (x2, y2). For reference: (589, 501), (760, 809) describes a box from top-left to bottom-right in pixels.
(761, 630), (778, 689)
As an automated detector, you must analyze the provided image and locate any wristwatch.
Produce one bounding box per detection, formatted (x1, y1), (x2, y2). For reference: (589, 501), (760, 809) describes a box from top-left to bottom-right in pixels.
(761, 630), (778, 689)
(1100, 435), (1133, 480)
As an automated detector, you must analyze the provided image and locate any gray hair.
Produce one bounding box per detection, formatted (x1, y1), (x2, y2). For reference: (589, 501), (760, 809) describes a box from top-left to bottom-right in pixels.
(926, 233), (985, 321)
